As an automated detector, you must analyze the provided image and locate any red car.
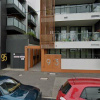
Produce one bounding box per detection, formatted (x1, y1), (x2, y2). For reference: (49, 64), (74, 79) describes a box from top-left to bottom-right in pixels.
(56, 78), (100, 100)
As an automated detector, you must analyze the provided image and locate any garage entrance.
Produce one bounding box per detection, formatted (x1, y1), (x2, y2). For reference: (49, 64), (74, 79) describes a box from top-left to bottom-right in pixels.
(25, 46), (41, 71)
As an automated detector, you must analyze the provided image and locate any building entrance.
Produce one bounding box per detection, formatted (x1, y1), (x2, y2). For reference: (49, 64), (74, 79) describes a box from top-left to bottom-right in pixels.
(25, 46), (41, 71)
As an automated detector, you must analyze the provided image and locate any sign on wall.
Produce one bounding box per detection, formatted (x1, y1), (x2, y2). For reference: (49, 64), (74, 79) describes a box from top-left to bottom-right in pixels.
(1, 54), (7, 62)
(44, 54), (61, 70)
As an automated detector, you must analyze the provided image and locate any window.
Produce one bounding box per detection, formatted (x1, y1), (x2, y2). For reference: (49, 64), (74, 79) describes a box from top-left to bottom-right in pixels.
(61, 27), (67, 34)
(55, 27), (61, 33)
(55, 27), (61, 41)
(70, 49), (76, 58)
(61, 82), (71, 94)
(56, 49), (60, 54)
(61, 49), (66, 58)
(76, 49), (80, 58)
(81, 49), (86, 58)
(48, 49), (99, 59)
(70, 26), (92, 41)
(50, 49), (55, 54)
(61, 27), (67, 41)
(87, 49), (92, 58)
(0, 78), (20, 95)
(81, 87), (100, 100)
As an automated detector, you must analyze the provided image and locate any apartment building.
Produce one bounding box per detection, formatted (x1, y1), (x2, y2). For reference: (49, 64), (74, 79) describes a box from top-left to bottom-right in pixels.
(0, 0), (40, 69)
(40, 0), (100, 73)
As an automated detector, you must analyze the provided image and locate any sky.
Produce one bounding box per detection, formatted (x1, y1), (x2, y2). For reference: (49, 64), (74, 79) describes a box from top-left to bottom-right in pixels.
(26, 0), (40, 14)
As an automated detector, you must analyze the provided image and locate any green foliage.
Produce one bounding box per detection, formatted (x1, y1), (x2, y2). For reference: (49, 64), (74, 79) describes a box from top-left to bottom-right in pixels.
(61, 38), (71, 42)
(24, 32), (36, 38)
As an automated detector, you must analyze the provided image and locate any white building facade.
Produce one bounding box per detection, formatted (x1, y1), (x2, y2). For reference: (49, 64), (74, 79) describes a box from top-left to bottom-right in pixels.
(51, 0), (100, 71)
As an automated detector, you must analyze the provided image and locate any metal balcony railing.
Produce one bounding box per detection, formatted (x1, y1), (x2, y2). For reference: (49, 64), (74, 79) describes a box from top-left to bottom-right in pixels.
(55, 3), (100, 14)
(55, 32), (100, 42)
(7, 17), (26, 32)
(28, 14), (36, 24)
(7, 0), (26, 14)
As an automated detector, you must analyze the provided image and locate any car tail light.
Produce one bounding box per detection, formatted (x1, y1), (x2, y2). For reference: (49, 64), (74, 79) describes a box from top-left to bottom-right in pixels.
(60, 97), (66, 100)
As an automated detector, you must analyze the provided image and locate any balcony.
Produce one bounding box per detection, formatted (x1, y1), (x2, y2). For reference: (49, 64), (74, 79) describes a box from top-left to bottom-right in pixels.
(55, 3), (100, 22)
(7, 17), (26, 34)
(6, 0), (26, 18)
(55, 3), (100, 14)
(28, 27), (36, 35)
(55, 32), (100, 49)
(28, 14), (36, 27)
(55, 32), (100, 42)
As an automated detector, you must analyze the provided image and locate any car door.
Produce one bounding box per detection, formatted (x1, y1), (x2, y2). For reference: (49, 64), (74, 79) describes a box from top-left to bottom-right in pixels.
(0, 90), (7, 100)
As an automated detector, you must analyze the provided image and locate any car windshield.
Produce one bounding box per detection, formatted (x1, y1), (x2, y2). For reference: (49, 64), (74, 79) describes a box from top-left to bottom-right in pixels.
(0, 78), (20, 95)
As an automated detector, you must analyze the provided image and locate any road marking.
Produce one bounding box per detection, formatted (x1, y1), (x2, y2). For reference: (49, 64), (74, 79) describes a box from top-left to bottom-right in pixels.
(40, 78), (48, 80)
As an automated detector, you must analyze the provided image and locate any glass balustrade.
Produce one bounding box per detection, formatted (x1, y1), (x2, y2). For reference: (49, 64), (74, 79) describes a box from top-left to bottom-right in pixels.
(55, 32), (100, 42)
(7, 17), (26, 32)
(28, 14), (36, 24)
(7, 0), (25, 14)
(28, 27), (35, 34)
(55, 3), (100, 14)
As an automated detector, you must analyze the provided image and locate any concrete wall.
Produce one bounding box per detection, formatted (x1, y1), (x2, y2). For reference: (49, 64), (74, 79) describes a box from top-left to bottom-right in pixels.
(6, 35), (28, 68)
(6, 39), (28, 53)
(6, 35), (39, 68)
(0, 0), (7, 69)
(55, 12), (100, 22)
(55, 41), (100, 49)
(0, 1), (1, 69)
(61, 59), (100, 70)
(6, 35), (29, 53)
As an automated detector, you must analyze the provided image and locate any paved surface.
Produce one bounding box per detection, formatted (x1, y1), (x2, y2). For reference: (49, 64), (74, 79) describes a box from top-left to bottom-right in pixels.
(29, 62), (41, 72)
(0, 70), (100, 99)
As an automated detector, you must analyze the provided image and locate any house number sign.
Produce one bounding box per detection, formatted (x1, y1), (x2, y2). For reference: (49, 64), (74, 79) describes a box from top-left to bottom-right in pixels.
(46, 59), (59, 66)
(55, 59), (59, 66)
(46, 59), (51, 65)
(1, 54), (7, 62)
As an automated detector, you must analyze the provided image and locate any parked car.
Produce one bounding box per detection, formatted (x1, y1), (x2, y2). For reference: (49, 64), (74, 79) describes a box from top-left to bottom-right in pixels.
(0, 76), (41, 100)
(56, 78), (100, 100)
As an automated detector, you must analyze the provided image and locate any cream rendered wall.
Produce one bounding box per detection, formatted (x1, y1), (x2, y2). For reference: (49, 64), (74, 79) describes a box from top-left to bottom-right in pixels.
(55, 12), (100, 22)
(55, 41), (100, 49)
(61, 59), (100, 70)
